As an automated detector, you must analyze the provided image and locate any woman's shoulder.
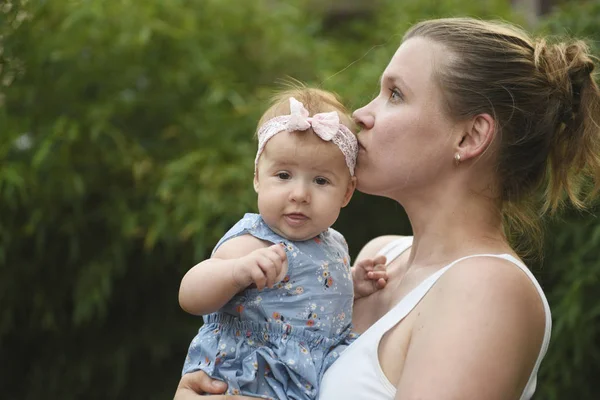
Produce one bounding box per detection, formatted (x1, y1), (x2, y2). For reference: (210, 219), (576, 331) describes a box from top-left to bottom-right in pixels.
(421, 255), (547, 352)
(436, 254), (544, 304)
(396, 256), (548, 398)
(355, 235), (410, 262)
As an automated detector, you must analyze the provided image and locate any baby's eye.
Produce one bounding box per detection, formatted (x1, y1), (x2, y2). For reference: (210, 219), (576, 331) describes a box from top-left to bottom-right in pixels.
(277, 172), (291, 180)
(315, 177), (330, 186)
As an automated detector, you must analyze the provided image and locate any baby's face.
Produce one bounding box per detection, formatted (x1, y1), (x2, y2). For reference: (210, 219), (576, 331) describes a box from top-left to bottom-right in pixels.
(254, 131), (355, 241)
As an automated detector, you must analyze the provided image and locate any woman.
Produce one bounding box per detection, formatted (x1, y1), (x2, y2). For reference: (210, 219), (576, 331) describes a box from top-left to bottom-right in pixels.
(175, 17), (600, 399)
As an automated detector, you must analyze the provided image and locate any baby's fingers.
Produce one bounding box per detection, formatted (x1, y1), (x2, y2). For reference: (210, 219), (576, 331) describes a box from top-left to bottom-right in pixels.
(251, 261), (270, 290)
(372, 255), (387, 267)
(260, 252), (282, 288)
(367, 270), (387, 280)
(270, 243), (288, 261)
(355, 258), (375, 271)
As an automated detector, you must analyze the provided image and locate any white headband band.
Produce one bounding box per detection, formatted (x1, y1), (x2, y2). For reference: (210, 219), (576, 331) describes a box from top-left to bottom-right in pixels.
(255, 97), (358, 175)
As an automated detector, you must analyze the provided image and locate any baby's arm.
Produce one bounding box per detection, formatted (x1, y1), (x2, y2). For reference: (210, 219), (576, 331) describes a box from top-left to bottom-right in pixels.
(179, 235), (287, 316)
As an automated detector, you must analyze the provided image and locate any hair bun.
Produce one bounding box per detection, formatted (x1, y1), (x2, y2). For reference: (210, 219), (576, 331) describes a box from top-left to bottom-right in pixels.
(534, 39), (595, 119)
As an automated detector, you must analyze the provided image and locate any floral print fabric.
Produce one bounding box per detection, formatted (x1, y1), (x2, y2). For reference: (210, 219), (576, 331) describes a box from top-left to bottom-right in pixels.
(182, 213), (356, 399)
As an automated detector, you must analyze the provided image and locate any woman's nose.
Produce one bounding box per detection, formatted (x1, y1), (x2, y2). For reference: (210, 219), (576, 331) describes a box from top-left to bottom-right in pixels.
(352, 104), (375, 130)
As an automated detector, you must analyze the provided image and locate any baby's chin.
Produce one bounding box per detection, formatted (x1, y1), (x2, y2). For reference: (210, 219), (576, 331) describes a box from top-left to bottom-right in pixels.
(280, 230), (321, 242)
(273, 225), (322, 242)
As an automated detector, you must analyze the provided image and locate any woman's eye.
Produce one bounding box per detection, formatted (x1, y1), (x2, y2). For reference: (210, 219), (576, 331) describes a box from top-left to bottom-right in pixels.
(389, 88), (403, 102)
(315, 177), (329, 185)
(277, 172), (291, 180)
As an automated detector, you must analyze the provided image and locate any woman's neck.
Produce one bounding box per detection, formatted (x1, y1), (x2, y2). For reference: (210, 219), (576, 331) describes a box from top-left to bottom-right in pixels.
(401, 181), (510, 267)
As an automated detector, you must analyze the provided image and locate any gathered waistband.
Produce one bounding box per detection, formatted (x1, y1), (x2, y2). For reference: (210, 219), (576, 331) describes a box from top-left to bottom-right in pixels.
(203, 313), (350, 348)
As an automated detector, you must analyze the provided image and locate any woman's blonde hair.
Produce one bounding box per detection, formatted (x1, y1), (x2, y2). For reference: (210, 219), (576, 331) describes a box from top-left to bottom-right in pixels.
(405, 18), (600, 255)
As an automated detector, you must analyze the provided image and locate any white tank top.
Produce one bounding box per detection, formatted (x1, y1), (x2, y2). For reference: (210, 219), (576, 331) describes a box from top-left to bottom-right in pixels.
(319, 237), (552, 400)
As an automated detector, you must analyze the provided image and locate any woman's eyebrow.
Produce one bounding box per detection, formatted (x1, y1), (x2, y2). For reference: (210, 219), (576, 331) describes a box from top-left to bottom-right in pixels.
(381, 74), (412, 96)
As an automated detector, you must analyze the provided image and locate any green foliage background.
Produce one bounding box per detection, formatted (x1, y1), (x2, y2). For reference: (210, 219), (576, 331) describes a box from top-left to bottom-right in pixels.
(1, 0), (598, 399)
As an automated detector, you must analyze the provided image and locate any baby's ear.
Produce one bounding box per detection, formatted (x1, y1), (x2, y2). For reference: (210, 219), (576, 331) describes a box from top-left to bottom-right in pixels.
(253, 173), (259, 193)
(342, 176), (357, 207)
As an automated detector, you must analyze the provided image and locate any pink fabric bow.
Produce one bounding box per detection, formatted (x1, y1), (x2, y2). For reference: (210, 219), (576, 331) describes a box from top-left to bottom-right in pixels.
(255, 97), (358, 176)
(286, 97), (339, 141)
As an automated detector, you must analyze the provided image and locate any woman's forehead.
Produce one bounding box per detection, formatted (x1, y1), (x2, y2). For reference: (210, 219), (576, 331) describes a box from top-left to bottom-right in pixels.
(383, 37), (442, 91)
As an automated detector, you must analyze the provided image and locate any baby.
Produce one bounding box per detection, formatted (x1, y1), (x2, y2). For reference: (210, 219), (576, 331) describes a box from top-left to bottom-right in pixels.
(179, 88), (385, 399)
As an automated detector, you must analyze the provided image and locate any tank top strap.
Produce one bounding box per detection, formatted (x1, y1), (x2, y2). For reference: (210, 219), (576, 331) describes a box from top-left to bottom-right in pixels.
(319, 248), (552, 400)
(376, 237), (414, 265)
(369, 253), (552, 359)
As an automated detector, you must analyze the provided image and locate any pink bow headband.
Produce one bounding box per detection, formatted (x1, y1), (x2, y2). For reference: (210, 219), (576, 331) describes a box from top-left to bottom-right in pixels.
(255, 97), (358, 175)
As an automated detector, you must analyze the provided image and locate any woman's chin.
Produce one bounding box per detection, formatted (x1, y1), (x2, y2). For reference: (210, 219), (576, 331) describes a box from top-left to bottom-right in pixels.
(355, 169), (391, 196)
(355, 177), (378, 195)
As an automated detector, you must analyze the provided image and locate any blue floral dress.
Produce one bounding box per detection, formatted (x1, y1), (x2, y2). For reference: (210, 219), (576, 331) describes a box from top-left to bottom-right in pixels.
(182, 213), (356, 400)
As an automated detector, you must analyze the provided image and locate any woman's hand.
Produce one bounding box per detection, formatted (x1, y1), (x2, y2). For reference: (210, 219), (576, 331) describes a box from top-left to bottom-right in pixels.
(174, 371), (255, 400)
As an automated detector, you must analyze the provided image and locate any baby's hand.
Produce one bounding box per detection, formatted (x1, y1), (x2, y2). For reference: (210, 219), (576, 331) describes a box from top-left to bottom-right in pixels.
(352, 255), (387, 299)
(232, 244), (288, 291)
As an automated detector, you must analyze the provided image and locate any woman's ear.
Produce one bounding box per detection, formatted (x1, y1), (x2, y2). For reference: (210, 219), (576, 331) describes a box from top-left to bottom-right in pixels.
(342, 176), (357, 207)
(456, 113), (496, 162)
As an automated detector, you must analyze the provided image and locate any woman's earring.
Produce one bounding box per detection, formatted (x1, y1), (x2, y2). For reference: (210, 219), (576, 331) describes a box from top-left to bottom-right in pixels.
(454, 153), (461, 166)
